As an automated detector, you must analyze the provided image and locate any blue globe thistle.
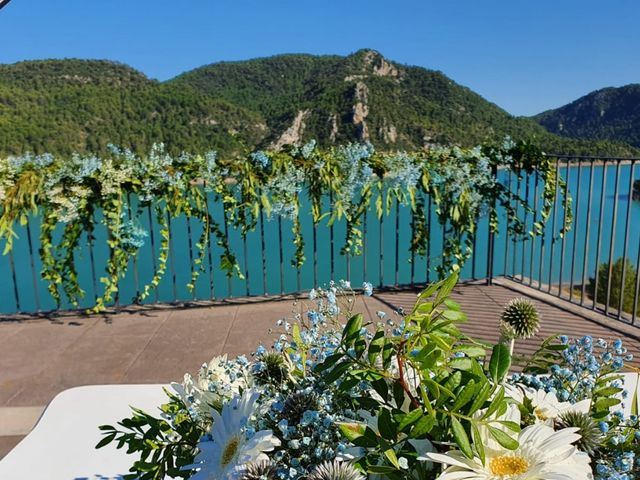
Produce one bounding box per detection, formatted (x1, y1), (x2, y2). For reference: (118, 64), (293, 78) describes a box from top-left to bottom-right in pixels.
(501, 298), (540, 339)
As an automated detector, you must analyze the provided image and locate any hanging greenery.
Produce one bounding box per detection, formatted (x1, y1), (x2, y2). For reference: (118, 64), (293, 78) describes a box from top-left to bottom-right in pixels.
(0, 138), (570, 312)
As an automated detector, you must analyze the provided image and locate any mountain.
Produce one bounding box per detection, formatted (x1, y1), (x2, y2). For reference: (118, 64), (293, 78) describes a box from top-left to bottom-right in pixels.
(534, 84), (640, 148)
(0, 59), (266, 156)
(0, 52), (636, 157)
(171, 49), (632, 154)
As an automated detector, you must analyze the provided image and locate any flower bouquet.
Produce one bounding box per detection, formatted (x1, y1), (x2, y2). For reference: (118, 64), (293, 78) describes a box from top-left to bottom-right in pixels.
(99, 273), (639, 479)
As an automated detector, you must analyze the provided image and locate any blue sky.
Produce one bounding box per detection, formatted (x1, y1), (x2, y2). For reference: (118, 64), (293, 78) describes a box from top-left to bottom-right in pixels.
(1, 0), (638, 116)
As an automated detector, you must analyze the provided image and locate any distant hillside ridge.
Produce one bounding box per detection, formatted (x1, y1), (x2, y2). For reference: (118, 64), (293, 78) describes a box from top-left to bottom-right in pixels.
(0, 59), (266, 156)
(534, 84), (640, 149)
(0, 52), (636, 157)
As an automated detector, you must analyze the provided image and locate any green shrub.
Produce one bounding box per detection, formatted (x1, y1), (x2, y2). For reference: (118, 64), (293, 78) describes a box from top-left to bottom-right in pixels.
(588, 257), (639, 315)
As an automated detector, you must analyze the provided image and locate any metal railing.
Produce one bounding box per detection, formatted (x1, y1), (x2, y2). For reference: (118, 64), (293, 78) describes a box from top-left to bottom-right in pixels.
(1, 154), (638, 324)
(498, 155), (640, 325)
(0, 192), (494, 315)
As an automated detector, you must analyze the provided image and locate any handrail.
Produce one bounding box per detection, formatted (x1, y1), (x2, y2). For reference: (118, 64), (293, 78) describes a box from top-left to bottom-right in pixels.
(506, 157), (639, 325)
(0, 154), (637, 324)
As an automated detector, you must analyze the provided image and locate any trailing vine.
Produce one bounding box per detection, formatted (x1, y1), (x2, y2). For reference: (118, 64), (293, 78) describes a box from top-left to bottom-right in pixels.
(0, 139), (571, 312)
(138, 204), (169, 302)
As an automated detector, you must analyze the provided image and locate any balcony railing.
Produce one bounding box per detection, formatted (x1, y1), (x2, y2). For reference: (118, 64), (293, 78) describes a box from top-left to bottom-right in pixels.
(0, 155), (638, 323)
(502, 155), (640, 325)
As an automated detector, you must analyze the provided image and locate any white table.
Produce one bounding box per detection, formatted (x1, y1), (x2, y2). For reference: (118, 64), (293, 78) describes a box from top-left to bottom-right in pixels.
(0, 384), (169, 480)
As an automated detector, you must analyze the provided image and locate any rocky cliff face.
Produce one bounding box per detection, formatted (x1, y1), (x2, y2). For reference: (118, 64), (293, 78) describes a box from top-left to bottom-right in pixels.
(171, 47), (569, 151)
(271, 109), (310, 149)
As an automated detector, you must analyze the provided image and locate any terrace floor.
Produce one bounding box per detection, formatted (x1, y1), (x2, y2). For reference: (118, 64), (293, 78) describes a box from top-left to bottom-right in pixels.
(1, 278), (639, 459)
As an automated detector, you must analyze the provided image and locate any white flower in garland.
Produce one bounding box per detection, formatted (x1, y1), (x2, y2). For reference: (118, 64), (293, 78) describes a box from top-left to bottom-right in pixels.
(424, 424), (592, 480)
(187, 390), (280, 480)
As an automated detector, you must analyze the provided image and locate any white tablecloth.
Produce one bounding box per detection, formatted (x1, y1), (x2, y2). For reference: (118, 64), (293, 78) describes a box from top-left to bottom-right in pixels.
(0, 384), (169, 480)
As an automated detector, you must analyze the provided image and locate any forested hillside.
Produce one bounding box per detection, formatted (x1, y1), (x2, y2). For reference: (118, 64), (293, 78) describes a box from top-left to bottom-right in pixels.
(0, 52), (636, 157)
(0, 59), (266, 156)
(534, 84), (640, 149)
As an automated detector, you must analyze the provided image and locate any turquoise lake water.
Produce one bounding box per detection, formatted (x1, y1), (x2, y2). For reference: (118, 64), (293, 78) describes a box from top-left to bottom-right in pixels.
(0, 164), (638, 314)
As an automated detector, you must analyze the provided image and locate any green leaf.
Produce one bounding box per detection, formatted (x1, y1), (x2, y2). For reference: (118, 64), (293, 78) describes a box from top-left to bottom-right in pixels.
(292, 323), (303, 347)
(489, 343), (511, 383)
(593, 387), (623, 397)
(415, 350), (441, 369)
(383, 447), (401, 469)
(430, 334), (452, 352)
(342, 314), (363, 344)
(397, 408), (423, 432)
(435, 272), (459, 306)
(482, 387), (505, 419)
(378, 409), (397, 440)
(353, 338), (367, 359)
(411, 414), (435, 437)
(451, 417), (473, 459)
(95, 433), (116, 449)
(488, 426), (519, 450)
(368, 465), (400, 474)
(338, 422), (367, 442)
(314, 353), (343, 373)
(368, 330), (386, 364)
(423, 377), (454, 401)
(496, 420), (521, 432)
(471, 422), (485, 465)
(444, 299), (462, 311)
(633, 377), (639, 417)
(449, 357), (474, 371)
(323, 361), (353, 383)
(442, 309), (467, 322)
(413, 343), (437, 362)
(454, 345), (486, 357)
(443, 370), (463, 394)
(594, 397), (621, 412)
(418, 279), (444, 300)
(352, 427), (380, 448)
(371, 378), (389, 401)
(452, 380), (477, 411)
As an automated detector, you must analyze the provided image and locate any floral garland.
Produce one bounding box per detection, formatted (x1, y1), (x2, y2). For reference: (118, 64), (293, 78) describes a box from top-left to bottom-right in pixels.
(98, 274), (639, 479)
(0, 139), (569, 312)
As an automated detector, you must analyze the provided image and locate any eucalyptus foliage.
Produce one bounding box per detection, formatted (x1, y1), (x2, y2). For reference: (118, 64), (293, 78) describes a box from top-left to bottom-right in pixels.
(0, 138), (568, 312)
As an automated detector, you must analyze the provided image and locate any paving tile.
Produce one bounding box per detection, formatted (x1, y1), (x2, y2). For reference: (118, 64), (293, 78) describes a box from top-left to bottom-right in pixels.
(122, 305), (237, 383)
(221, 301), (299, 357)
(0, 322), (26, 343)
(0, 321), (97, 405)
(86, 310), (170, 337)
(6, 332), (154, 406)
(2, 282), (640, 409)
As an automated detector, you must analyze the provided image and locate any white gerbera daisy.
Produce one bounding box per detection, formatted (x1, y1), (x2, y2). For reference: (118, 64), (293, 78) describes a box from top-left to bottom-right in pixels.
(424, 423), (592, 480)
(506, 385), (591, 426)
(187, 390), (280, 480)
